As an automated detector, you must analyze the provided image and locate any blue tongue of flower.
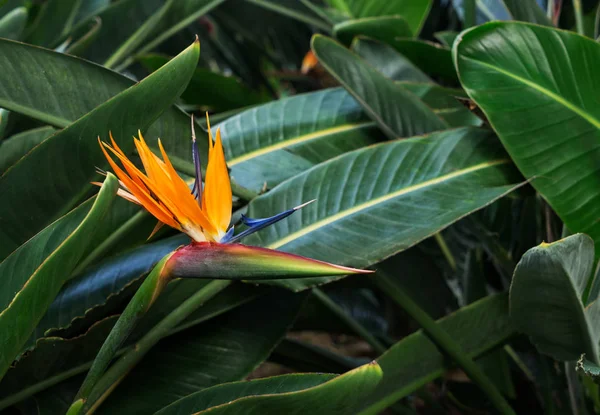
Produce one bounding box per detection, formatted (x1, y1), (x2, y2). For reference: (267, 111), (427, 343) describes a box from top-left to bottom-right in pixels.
(221, 200), (315, 244)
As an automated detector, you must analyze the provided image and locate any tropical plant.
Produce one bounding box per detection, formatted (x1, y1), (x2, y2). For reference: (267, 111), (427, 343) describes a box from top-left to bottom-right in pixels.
(2, 0), (600, 414)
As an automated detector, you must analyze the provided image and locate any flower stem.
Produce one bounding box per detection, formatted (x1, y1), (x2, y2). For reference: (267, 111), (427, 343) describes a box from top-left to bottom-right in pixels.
(374, 273), (515, 415)
(83, 280), (232, 414)
(67, 252), (175, 415)
(312, 287), (387, 355)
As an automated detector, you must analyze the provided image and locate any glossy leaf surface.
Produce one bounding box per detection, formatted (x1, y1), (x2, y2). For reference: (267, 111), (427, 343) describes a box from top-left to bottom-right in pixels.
(455, 22), (600, 255)
(510, 234), (600, 362)
(0, 174), (118, 379)
(245, 127), (521, 291)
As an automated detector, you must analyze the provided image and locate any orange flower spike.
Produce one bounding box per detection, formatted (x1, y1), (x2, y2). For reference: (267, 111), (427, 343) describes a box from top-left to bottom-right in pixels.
(99, 114), (317, 244)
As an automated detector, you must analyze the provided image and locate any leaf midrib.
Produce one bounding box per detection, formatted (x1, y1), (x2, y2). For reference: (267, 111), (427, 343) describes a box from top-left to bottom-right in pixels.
(267, 158), (509, 249)
(227, 121), (374, 166)
(461, 55), (600, 130)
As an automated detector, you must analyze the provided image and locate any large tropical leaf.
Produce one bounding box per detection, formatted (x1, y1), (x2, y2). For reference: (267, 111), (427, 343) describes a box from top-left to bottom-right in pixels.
(0, 6), (26, 40)
(0, 38), (206, 175)
(0, 126), (56, 172)
(0, 284), (262, 407)
(334, 16), (413, 45)
(218, 87), (382, 192)
(0, 39), (199, 259)
(139, 54), (270, 111)
(510, 234), (600, 362)
(328, 0), (432, 35)
(27, 235), (188, 348)
(156, 362), (382, 415)
(243, 127), (522, 291)
(351, 38), (431, 83)
(95, 291), (306, 414)
(25, 0), (79, 47)
(358, 294), (514, 414)
(454, 22), (600, 255)
(388, 38), (458, 84)
(311, 34), (447, 139)
(0, 174), (118, 379)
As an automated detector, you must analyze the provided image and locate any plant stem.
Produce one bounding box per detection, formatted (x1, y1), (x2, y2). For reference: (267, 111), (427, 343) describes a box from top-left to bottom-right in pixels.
(434, 232), (456, 272)
(312, 287), (387, 355)
(547, 0), (555, 19)
(83, 280), (232, 414)
(245, 0), (332, 32)
(67, 253), (175, 415)
(573, 0), (585, 35)
(375, 273), (515, 415)
(464, 0), (476, 29)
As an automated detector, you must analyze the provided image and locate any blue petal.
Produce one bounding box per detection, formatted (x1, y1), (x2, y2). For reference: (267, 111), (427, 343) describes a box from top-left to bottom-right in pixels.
(219, 226), (236, 243)
(226, 200), (315, 244)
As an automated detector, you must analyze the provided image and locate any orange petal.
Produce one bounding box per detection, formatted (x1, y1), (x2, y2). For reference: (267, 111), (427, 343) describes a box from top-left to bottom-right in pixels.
(203, 127), (232, 235)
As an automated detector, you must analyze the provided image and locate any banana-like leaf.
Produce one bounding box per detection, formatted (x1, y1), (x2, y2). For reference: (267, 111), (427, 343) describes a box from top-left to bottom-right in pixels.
(25, 0), (79, 47)
(0, 174), (118, 379)
(95, 291), (306, 414)
(577, 356), (600, 381)
(0, 126), (56, 172)
(218, 82), (478, 192)
(0, 284), (262, 407)
(219, 87), (382, 192)
(454, 22), (600, 255)
(154, 373), (336, 414)
(358, 294), (513, 414)
(510, 234), (600, 362)
(155, 362), (382, 415)
(351, 38), (431, 82)
(312, 34), (447, 139)
(27, 235), (188, 348)
(139, 54), (270, 111)
(334, 16), (413, 45)
(244, 127), (522, 291)
(0, 6), (26, 40)
(0, 37), (206, 172)
(502, 0), (552, 25)
(328, 0), (432, 35)
(388, 38), (458, 84)
(0, 39), (199, 260)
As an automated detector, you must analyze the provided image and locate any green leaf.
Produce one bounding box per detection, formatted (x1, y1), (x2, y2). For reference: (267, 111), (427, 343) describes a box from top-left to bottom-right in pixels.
(351, 38), (431, 82)
(0, 126), (56, 172)
(218, 87), (382, 192)
(434, 31), (459, 48)
(67, 0), (162, 63)
(0, 174), (118, 379)
(155, 373), (336, 415)
(244, 127), (521, 291)
(157, 362), (382, 415)
(0, 38), (207, 184)
(113, 0), (227, 70)
(510, 234), (600, 362)
(311, 34), (447, 139)
(95, 291), (306, 414)
(330, 0), (432, 35)
(454, 22), (600, 256)
(139, 54), (270, 112)
(334, 16), (413, 45)
(25, 0), (80, 47)
(358, 294), (514, 414)
(502, 0), (552, 26)
(28, 235), (188, 348)
(388, 38), (458, 84)
(102, 0), (175, 68)
(0, 283), (261, 407)
(577, 355), (600, 381)
(400, 82), (481, 128)
(0, 39), (199, 260)
(0, 6), (26, 40)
